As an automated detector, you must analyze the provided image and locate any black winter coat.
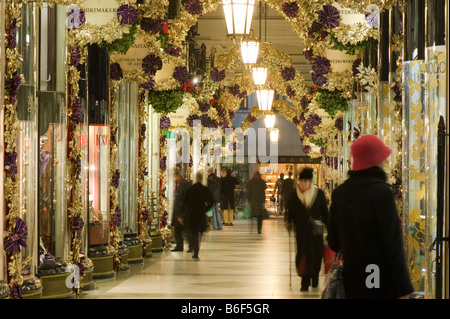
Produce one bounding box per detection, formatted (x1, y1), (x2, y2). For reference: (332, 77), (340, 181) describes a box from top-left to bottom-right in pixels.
(246, 177), (267, 217)
(286, 186), (329, 277)
(220, 174), (238, 210)
(184, 182), (213, 233)
(171, 178), (191, 227)
(327, 166), (414, 299)
(207, 173), (221, 203)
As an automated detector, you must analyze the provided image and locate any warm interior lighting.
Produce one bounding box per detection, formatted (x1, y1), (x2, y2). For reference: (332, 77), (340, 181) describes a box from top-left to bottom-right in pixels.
(252, 66), (267, 85)
(265, 114), (275, 128)
(256, 89), (274, 111)
(241, 39), (259, 65)
(222, 0), (255, 37)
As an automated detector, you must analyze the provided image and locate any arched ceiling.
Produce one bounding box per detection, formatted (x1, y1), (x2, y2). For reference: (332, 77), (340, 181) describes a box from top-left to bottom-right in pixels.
(193, 3), (313, 87)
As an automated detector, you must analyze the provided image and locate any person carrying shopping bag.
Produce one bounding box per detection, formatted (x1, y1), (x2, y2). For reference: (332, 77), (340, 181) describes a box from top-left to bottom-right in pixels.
(285, 168), (329, 292)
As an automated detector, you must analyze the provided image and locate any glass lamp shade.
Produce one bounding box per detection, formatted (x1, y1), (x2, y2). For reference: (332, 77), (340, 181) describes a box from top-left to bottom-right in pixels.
(241, 40), (259, 65)
(256, 89), (274, 111)
(270, 128), (279, 143)
(222, 0), (255, 36)
(252, 67), (267, 85)
(264, 114), (275, 128)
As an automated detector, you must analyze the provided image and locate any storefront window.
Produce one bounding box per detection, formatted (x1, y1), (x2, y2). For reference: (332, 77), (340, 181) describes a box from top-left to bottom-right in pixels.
(38, 3), (70, 274)
(147, 106), (160, 230)
(424, 0), (446, 299)
(87, 45), (110, 252)
(117, 81), (139, 236)
(16, 2), (38, 285)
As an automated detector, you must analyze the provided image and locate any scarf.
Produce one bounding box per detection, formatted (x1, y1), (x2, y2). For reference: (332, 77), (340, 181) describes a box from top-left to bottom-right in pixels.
(296, 183), (318, 209)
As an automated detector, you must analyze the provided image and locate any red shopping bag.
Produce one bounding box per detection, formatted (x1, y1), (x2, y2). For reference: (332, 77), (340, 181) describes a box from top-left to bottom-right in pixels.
(296, 257), (307, 277)
(323, 244), (336, 274)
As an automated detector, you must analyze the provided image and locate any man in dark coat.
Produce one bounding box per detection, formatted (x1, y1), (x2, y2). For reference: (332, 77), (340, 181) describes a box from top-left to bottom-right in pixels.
(246, 171), (267, 234)
(184, 171), (213, 259)
(171, 169), (191, 252)
(281, 171), (294, 218)
(286, 168), (329, 292)
(220, 168), (238, 226)
(207, 167), (222, 230)
(327, 134), (414, 299)
(273, 173), (285, 216)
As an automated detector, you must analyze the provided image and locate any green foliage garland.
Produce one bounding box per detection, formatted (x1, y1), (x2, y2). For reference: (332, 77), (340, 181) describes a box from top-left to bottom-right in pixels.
(148, 90), (184, 115)
(328, 33), (369, 56)
(309, 137), (326, 147)
(315, 89), (349, 118)
(99, 22), (138, 54)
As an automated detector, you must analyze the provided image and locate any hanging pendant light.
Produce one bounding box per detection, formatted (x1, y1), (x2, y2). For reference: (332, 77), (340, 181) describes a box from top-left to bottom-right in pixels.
(240, 38), (259, 65)
(264, 114), (275, 129)
(252, 66), (267, 85)
(256, 88), (274, 111)
(222, 0), (256, 37)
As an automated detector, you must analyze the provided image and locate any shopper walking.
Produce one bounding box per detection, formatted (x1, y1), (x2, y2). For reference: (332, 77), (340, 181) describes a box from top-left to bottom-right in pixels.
(286, 168), (329, 292)
(281, 171), (294, 218)
(206, 167), (222, 230)
(246, 171), (267, 234)
(171, 169), (191, 252)
(184, 171), (213, 259)
(327, 134), (414, 299)
(220, 168), (238, 226)
(273, 173), (285, 216)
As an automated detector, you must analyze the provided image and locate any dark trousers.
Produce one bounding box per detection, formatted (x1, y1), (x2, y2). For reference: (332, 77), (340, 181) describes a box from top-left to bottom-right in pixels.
(191, 231), (201, 257)
(174, 226), (185, 250)
(301, 273), (320, 289)
(257, 216), (263, 234)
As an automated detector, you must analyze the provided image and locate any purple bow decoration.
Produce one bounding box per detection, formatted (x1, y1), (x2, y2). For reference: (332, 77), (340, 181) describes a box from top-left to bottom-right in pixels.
(5, 218), (28, 254)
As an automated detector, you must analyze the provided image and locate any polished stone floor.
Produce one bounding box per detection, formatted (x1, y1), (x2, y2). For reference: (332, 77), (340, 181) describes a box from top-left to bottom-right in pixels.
(80, 218), (326, 299)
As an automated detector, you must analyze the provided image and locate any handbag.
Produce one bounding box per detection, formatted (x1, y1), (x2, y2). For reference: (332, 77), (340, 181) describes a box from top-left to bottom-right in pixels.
(206, 208), (213, 217)
(309, 215), (324, 237)
(322, 252), (345, 299)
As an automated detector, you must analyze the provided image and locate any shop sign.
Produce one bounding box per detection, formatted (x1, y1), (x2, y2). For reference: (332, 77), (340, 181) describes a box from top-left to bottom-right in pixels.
(83, 0), (119, 26)
(167, 103), (190, 127)
(115, 34), (152, 73)
(278, 156), (322, 164)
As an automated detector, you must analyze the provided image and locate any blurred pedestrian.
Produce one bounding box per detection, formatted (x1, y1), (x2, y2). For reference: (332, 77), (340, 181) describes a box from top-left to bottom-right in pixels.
(207, 167), (222, 230)
(171, 169), (191, 252)
(281, 171), (294, 218)
(221, 168), (238, 226)
(327, 134), (414, 299)
(184, 171), (213, 259)
(246, 171), (267, 234)
(273, 173), (285, 216)
(286, 168), (329, 292)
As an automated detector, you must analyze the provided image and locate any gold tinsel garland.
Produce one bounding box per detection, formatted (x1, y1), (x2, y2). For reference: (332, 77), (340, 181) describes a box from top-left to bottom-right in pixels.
(3, 0), (27, 298)
(109, 81), (123, 268)
(138, 89), (152, 255)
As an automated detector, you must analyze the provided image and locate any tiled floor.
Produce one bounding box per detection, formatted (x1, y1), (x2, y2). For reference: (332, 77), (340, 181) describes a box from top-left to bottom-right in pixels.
(80, 218), (326, 299)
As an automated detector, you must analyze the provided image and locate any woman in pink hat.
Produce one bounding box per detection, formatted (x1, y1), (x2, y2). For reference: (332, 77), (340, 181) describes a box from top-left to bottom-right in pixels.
(327, 134), (414, 299)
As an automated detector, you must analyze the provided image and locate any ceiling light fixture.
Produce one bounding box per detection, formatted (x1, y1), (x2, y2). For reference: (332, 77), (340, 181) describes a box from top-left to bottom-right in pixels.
(252, 66), (267, 85)
(222, 0), (256, 38)
(256, 88), (274, 111)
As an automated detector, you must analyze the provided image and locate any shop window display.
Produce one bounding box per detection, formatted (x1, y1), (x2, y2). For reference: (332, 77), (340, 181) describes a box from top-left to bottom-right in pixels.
(15, 2), (41, 297)
(116, 81), (142, 261)
(424, 0), (446, 299)
(86, 44), (114, 274)
(36, 3), (74, 298)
